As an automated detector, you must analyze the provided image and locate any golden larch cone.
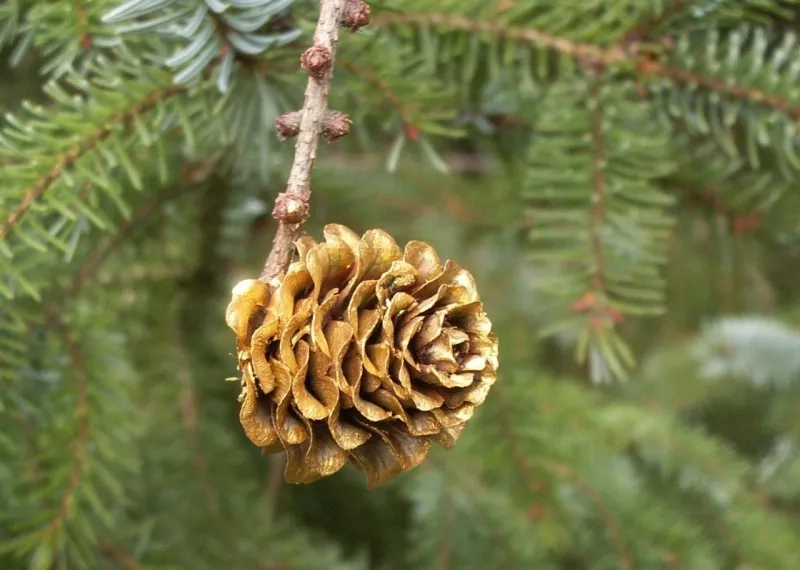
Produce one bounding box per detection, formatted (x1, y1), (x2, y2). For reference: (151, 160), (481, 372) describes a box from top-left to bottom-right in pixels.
(226, 224), (499, 488)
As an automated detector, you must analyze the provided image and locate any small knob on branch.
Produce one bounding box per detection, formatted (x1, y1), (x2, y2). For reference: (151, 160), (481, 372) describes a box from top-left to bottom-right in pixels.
(341, 0), (371, 32)
(300, 45), (332, 79)
(272, 192), (309, 225)
(322, 110), (351, 142)
(275, 109), (351, 142)
(274, 111), (303, 140)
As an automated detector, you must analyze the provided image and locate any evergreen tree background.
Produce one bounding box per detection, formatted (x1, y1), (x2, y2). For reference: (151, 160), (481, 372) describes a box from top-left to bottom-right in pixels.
(2, 0), (800, 568)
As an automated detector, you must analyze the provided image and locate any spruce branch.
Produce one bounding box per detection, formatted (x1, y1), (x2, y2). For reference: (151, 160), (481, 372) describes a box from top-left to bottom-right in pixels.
(63, 178), (208, 301)
(568, 76), (626, 332)
(639, 59), (800, 121)
(103, 0), (303, 87)
(260, 0), (362, 281)
(543, 461), (635, 570)
(0, 84), (183, 242)
(372, 13), (800, 125)
(495, 387), (635, 569)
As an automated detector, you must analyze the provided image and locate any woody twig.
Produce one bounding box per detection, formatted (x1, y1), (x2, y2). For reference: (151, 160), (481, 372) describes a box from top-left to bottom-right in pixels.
(260, 0), (370, 281)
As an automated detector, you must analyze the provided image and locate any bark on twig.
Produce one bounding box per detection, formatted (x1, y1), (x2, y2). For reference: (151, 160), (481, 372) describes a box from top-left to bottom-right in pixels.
(260, 0), (351, 281)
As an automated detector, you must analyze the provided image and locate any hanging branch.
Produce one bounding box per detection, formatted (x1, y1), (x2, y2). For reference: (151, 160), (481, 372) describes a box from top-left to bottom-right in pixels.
(260, 0), (370, 281)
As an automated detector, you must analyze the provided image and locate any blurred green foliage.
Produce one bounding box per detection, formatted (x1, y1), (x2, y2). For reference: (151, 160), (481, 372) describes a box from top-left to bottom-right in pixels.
(2, 1), (800, 569)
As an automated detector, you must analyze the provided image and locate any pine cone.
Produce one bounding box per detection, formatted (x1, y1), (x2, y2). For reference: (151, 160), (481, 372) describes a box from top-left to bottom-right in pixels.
(226, 224), (498, 488)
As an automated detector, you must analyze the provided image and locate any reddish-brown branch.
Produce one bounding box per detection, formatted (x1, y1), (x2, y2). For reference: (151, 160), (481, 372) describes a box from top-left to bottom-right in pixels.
(673, 181), (728, 215)
(637, 60), (800, 120)
(0, 85), (184, 243)
(73, 0), (91, 49)
(570, 77), (626, 325)
(100, 541), (144, 570)
(496, 388), (634, 569)
(339, 60), (420, 140)
(174, 318), (219, 511)
(371, 12), (800, 121)
(44, 322), (90, 539)
(372, 12), (626, 67)
(621, 1), (697, 45)
(588, 78), (607, 294)
(670, 180), (766, 236)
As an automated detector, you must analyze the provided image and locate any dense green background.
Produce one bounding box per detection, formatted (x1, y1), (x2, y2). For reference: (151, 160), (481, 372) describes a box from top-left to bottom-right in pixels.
(2, 1), (800, 569)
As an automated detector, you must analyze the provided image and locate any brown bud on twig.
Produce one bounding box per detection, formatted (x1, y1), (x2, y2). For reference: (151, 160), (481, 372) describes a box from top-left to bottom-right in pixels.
(341, 0), (371, 32)
(300, 45), (332, 79)
(274, 111), (303, 140)
(272, 192), (309, 225)
(322, 110), (351, 142)
(275, 109), (351, 142)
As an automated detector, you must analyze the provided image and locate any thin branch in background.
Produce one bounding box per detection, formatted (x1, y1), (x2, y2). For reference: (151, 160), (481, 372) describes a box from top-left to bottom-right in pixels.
(588, 77), (608, 299)
(263, 454), (287, 509)
(437, 494), (453, 570)
(662, 551), (689, 570)
(636, 60), (800, 120)
(372, 12), (626, 67)
(371, 12), (800, 121)
(59, 169), (218, 510)
(100, 540), (144, 570)
(173, 315), (220, 512)
(0, 85), (184, 242)
(494, 0), (517, 14)
(72, 0), (90, 48)
(669, 179), (767, 238)
(495, 388), (635, 570)
(260, 0), (367, 281)
(543, 460), (636, 570)
(38, 321), (90, 546)
(323, 150), (496, 175)
(570, 75), (625, 327)
(624, 434), (789, 567)
(621, 0), (698, 44)
(63, 165), (212, 300)
(339, 60), (420, 140)
(15, 415), (43, 487)
(421, 460), (519, 569)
